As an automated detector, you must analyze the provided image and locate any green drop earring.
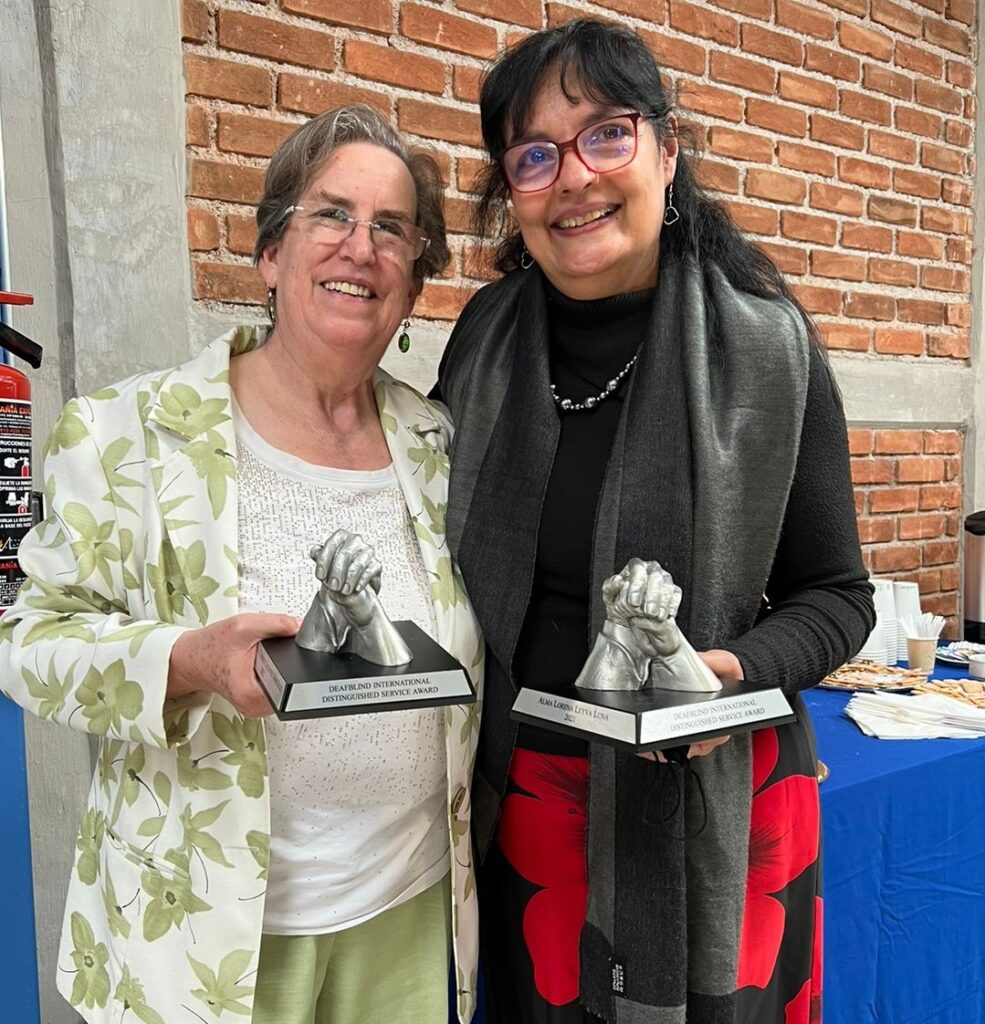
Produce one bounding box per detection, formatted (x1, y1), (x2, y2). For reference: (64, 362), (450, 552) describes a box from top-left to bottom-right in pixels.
(398, 319), (411, 353)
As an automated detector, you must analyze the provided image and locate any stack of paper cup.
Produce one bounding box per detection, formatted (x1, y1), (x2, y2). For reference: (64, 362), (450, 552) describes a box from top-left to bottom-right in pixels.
(873, 578), (898, 665)
(893, 581), (922, 663)
(854, 575), (888, 664)
(854, 618), (888, 663)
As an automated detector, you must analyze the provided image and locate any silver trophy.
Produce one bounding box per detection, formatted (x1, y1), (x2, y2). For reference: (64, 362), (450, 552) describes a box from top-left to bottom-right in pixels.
(511, 558), (794, 749)
(574, 559), (722, 693)
(296, 530), (412, 666)
(256, 529), (475, 720)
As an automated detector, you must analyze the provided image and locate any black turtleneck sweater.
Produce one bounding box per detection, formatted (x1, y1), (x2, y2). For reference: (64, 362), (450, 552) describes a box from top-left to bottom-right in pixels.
(513, 283), (655, 753)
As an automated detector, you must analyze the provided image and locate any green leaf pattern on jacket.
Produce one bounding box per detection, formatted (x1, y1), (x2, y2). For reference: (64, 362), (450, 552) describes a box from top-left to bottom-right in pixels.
(179, 800), (234, 869)
(23, 658), (77, 720)
(153, 382), (230, 439)
(140, 857), (212, 942)
(45, 402), (88, 458)
(146, 540), (219, 624)
(102, 874), (133, 941)
(63, 502), (123, 590)
(69, 917), (110, 1011)
(110, 744), (150, 825)
(0, 331), (484, 1024)
(188, 949), (255, 1018)
(406, 439), (450, 483)
(430, 556), (466, 610)
(246, 830), (269, 881)
(76, 810), (107, 886)
(114, 966), (165, 1024)
(212, 713), (266, 799)
(22, 613), (97, 647)
(99, 437), (142, 515)
(176, 741), (235, 793)
(76, 661), (144, 735)
(183, 430), (236, 520)
(69, 912), (111, 1011)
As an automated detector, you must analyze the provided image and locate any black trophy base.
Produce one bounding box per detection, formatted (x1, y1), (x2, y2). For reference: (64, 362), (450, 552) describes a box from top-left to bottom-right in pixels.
(257, 620), (475, 721)
(511, 679), (796, 753)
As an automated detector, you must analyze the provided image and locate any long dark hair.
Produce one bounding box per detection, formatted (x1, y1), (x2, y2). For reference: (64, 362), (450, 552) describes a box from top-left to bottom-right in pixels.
(473, 19), (820, 346)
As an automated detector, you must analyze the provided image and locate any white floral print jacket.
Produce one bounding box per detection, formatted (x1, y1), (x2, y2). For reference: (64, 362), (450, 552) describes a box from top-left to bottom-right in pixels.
(0, 327), (484, 1024)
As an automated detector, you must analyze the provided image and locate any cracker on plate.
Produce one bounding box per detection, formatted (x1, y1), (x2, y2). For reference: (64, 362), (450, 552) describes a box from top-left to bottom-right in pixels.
(820, 660), (928, 691)
(911, 679), (985, 709)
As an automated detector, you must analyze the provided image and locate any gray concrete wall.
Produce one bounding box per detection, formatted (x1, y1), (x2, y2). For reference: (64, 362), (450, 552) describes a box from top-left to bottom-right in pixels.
(834, 356), (974, 429)
(42, 0), (194, 389)
(1, 1), (192, 1020)
(2, 5), (92, 1022)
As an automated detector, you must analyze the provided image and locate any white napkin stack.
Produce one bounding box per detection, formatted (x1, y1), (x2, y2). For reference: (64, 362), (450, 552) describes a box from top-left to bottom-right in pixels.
(845, 690), (985, 740)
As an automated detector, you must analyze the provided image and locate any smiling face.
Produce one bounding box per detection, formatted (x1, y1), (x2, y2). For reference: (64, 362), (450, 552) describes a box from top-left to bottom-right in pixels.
(258, 141), (421, 368)
(506, 76), (678, 301)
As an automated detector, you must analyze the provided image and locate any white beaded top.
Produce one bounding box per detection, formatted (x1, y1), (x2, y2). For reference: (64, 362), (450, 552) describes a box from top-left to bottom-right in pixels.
(233, 402), (448, 935)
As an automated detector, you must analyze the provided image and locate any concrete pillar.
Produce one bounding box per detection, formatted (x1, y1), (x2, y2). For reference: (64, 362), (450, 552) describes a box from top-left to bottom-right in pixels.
(1, 1), (191, 1020)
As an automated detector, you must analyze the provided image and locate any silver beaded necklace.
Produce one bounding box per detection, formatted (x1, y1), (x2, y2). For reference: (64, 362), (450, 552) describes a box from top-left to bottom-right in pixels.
(549, 351), (639, 412)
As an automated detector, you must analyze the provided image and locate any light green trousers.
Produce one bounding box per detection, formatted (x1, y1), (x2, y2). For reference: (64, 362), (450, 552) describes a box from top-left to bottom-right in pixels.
(252, 875), (452, 1024)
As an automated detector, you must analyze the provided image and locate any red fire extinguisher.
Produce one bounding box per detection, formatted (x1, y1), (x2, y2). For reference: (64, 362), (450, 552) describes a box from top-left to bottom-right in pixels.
(0, 291), (43, 612)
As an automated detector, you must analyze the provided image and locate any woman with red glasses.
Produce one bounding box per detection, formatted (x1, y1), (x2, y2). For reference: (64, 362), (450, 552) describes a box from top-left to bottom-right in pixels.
(436, 19), (874, 1024)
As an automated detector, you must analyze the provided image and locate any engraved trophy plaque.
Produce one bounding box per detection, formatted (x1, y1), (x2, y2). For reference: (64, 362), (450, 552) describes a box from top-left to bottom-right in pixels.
(511, 560), (795, 752)
(257, 531), (475, 720)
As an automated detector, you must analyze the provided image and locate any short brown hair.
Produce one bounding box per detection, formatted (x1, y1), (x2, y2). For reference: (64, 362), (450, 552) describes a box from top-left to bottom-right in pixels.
(254, 105), (449, 281)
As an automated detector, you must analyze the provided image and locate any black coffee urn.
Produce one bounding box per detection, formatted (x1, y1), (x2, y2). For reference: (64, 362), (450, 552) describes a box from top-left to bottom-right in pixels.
(964, 511), (985, 642)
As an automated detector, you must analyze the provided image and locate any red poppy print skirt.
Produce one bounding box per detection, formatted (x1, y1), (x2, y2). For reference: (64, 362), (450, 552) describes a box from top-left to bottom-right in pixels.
(480, 725), (822, 1024)
(737, 720), (823, 1024)
(478, 747), (603, 1024)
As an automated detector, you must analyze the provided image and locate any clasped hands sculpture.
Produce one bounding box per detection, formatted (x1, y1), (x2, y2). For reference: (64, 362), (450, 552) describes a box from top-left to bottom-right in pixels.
(575, 558), (722, 693)
(296, 537), (714, 690)
(296, 529), (412, 667)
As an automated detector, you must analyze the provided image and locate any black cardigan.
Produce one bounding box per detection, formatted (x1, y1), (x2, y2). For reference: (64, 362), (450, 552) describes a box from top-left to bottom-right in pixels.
(435, 259), (875, 1024)
(511, 280), (874, 701)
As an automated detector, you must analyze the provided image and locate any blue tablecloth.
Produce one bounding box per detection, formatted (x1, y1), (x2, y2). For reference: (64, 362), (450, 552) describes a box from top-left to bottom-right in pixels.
(805, 664), (985, 1024)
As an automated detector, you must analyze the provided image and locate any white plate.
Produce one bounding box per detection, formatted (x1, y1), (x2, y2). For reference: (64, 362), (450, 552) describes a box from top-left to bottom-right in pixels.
(936, 642), (985, 665)
(936, 652), (971, 666)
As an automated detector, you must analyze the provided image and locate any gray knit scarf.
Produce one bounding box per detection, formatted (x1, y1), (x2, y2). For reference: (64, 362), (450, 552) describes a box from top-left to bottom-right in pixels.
(438, 252), (809, 1023)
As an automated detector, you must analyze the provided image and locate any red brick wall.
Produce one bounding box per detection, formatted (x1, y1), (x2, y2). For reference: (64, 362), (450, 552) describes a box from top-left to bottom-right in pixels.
(182, 0), (977, 636)
(850, 429), (964, 633)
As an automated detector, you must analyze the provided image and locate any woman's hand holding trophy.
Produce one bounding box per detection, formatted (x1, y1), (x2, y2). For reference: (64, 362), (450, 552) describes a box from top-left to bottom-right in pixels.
(575, 558), (722, 693)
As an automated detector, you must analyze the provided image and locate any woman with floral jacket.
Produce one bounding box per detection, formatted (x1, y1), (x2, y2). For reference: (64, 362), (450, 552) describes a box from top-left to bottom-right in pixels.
(0, 106), (482, 1024)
